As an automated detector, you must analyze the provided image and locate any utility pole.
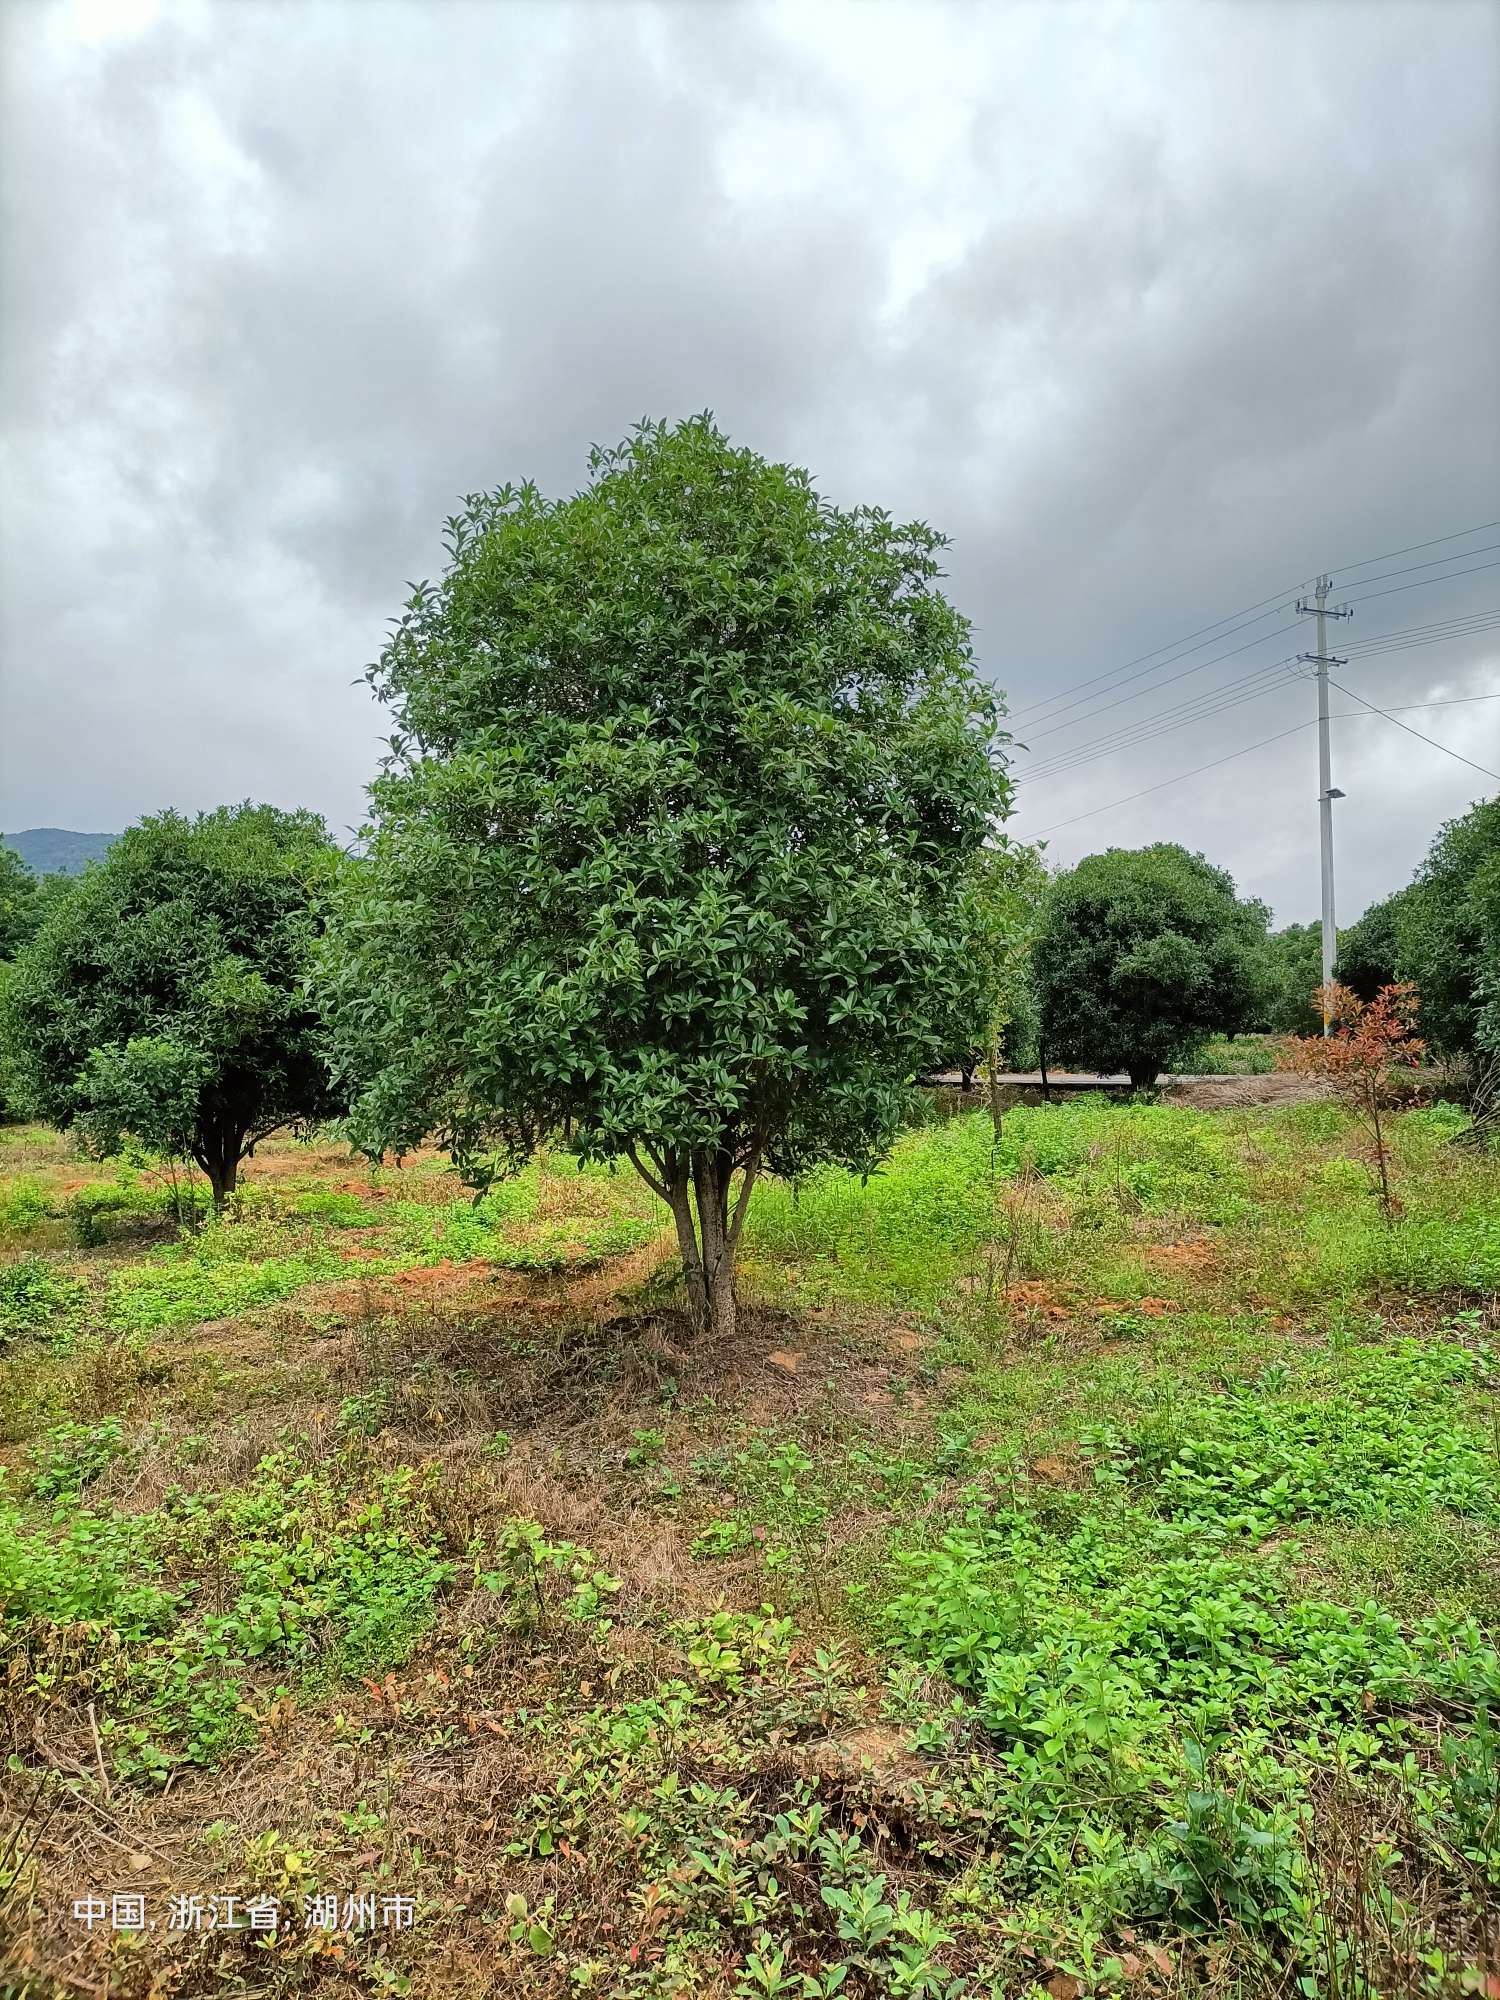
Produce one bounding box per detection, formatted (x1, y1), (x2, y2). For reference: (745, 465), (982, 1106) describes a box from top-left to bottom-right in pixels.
(1296, 575), (1353, 1034)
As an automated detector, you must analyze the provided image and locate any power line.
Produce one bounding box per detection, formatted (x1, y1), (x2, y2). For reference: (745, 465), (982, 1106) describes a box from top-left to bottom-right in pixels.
(1018, 612), (1500, 787)
(1020, 695), (1500, 837)
(1027, 722), (1317, 835)
(1344, 558), (1500, 606)
(1325, 679), (1500, 782)
(1024, 620), (1303, 740)
(1318, 541), (1500, 593)
(1014, 593), (1500, 789)
(1328, 518), (1500, 576)
(1008, 592), (1302, 724)
(1017, 659), (1300, 784)
(1007, 516), (1500, 729)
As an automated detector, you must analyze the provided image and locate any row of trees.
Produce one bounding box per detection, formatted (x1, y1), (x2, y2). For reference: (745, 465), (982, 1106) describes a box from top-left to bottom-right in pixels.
(3, 420), (1007, 1338)
(2, 418), (1495, 1334)
(1002, 800), (1499, 1087)
(1254, 801), (1500, 1053)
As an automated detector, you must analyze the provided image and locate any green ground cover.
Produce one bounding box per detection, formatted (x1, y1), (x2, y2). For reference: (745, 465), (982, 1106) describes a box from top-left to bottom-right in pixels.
(0, 1101), (1496, 1998)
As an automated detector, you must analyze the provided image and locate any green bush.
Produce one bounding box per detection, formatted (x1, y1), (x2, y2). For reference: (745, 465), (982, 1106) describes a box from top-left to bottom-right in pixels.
(0, 1254), (88, 1342)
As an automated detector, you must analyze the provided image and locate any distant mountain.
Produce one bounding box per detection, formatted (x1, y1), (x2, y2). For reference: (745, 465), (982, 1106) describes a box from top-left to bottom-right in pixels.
(2, 828), (118, 876)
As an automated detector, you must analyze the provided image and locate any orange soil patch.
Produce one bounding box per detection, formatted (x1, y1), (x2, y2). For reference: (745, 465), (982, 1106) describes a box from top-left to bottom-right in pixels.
(311, 1227), (679, 1325)
(1004, 1279), (1086, 1320)
(1140, 1239), (1220, 1272)
(239, 1142), (447, 1186)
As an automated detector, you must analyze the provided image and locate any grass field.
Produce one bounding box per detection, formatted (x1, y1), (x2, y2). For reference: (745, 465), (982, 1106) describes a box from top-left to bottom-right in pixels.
(0, 1097), (1497, 1999)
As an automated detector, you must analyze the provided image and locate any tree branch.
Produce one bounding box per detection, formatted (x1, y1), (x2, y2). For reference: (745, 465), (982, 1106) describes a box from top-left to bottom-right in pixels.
(726, 1148), (763, 1252)
(624, 1143), (671, 1203)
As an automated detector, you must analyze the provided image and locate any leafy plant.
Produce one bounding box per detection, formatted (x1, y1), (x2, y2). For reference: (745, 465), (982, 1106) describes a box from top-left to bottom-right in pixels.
(1277, 982), (1425, 1217)
(1034, 843), (1273, 1087)
(321, 415), (1010, 1338)
(0, 1255), (87, 1341)
(4, 804), (342, 1209)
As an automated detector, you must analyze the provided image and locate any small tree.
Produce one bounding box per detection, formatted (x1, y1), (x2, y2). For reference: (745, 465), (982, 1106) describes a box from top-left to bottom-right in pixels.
(1033, 843), (1272, 1088)
(1276, 982), (1424, 1218)
(954, 839), (1049, 1127)
(322, 416), (1009, 1339)
(4, 805), (340, 1208)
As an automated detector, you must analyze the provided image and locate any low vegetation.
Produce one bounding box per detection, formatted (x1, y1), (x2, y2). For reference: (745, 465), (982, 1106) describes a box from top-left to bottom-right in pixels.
(1, 1091), (1496, 1997)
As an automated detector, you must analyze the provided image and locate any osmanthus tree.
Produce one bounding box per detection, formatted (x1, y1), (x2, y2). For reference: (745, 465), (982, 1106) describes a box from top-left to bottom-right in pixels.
(1033, 843), (1272, 1089)
(4, 805), (341, 1208)
(322, 416), (1010, 1338)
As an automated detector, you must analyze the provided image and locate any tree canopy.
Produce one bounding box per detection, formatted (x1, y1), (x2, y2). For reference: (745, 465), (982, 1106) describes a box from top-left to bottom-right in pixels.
(1392, 795), (1499, 1057)
(0, 845), (39, 963)
(3, 804), (340, 1204)
(322, 415), (1010, 1336)
(952, 839), (1049, 1103)
(1258, 921), (1326, 1035)
(1336, 889), (1409, 1002)
(1034, 843), (1271, 1087)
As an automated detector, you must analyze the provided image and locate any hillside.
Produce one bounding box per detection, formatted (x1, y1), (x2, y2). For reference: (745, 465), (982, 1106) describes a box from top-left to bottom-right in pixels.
(0, 827), (117, 875)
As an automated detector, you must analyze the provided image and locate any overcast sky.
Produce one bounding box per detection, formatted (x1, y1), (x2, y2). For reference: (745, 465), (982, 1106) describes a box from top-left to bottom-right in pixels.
(2, 0), (1497, 925)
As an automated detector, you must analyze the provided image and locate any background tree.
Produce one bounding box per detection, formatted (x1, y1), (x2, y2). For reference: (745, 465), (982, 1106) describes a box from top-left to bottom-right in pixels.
(0, 846), (39, 962)
(1034, 843), (1272, 1088)
(1391, 795), (1499, 1057)
(4, 805), (340, 1207)
(1336, 888), (1410, 1001)
(322, 416), (1009, 1339)
(953, 839), (1049, 1122)
(1257, 922), (1327, 1034)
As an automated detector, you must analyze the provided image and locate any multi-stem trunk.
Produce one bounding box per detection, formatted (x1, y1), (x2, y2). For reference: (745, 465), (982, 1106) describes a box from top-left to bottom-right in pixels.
(634, 1141), (761, 1340)
(193, 1118), (247, 1215)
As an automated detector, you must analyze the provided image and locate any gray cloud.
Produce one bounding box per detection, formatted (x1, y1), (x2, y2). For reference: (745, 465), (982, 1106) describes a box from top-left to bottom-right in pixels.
(2, 0), (1496, 919)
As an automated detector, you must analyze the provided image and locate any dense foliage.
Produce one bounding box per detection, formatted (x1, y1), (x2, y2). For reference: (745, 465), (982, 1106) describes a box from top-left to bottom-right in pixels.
(323, 416), (1010, 1336)
(1394, 795), (1500, 1057)
(1334, 887), (1408, 1001)
(949, 838), (1048, 1097)
(3, 805), (340, 1205)
(1257, 920), (1325, 1034)
(0, 846), (40, 963)
(1034, 843), (1272, 1086)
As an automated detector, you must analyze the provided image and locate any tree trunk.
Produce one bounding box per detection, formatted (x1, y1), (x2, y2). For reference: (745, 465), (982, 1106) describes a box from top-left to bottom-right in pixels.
(1128, 1066), (1159, 1091)
(194, 1119), (245, 1216)
(666, 1174), (708, 1332)
(988, 1036), (1004, 1136)
(692, 1150), (738, 1343)
(205, 1155), (238, 1214)
(650, 1144), (759, 1341)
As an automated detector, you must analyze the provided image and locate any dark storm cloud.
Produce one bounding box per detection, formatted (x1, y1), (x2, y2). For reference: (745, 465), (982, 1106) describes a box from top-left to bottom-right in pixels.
(2, 0), (1496, 918)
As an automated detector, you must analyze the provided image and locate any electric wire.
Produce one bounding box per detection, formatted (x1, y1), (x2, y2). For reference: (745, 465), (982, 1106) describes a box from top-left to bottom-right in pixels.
(1015, 615), (1500, 788)
(1344, 559), (1500, 606)
(1023, 695), (1500, 837)
(1324, 680), (1500, 782)
(1016, 660), (1301, 785)
(1006, 518), (1500, 729)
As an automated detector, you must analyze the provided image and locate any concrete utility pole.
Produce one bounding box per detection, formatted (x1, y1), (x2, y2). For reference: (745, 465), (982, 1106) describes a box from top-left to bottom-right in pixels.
(1296, 575), (1353, 1035)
